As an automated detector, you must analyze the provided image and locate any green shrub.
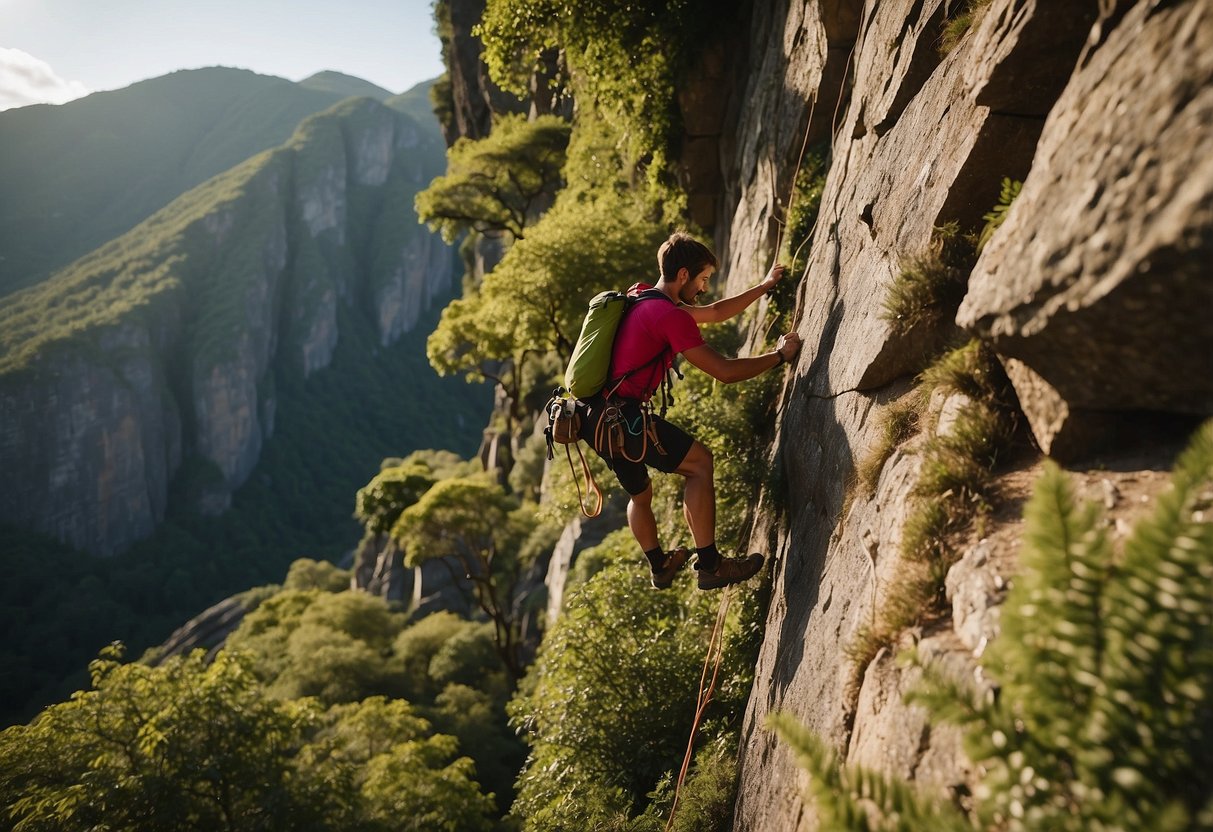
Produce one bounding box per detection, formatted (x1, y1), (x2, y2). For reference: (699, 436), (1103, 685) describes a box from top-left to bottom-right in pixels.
(881, 222), (975, 342)
(917, 420), (1213, 829)
(509, 559), (759, 828)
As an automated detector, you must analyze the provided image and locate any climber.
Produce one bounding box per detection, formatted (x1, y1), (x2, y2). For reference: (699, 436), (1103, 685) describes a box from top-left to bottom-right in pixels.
(577, 231), (801, 590)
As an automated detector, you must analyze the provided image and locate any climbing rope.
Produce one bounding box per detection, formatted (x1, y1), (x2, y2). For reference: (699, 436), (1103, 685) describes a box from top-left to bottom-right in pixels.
(665, 586), (734, 831)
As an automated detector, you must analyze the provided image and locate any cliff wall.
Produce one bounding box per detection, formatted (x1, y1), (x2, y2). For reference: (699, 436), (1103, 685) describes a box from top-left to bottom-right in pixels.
(718, 1), (1212, 828)
(0, 97), (455, 556)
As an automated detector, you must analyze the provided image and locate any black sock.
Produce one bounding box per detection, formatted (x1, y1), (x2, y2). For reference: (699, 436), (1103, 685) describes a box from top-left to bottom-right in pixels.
(644, 546), (666, 570)
(695, 542), (721, 572)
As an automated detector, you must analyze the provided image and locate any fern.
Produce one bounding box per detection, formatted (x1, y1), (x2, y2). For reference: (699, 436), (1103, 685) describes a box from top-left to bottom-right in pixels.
(919, 420), (1213, 830)
(977, 177), (1022, 253)
(767, 712), (971, 832)
(1081, 423), (1213, 825)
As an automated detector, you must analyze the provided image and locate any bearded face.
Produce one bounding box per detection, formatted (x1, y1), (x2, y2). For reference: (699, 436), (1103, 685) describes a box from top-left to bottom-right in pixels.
(680, 266), (714, 304)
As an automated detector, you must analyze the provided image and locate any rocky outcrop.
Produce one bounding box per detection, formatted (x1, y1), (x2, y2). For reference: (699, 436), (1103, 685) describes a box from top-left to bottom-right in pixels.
(151, 596), (250, 664)
(0, 97), (454, 556)
(718, 0), (861, 276)
(441, 0), (527, 144)
(957, 0), (1213, 458)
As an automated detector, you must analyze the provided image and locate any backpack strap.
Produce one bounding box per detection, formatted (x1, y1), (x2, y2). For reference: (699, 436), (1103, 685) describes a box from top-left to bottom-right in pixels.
(603, 289), (677, 402)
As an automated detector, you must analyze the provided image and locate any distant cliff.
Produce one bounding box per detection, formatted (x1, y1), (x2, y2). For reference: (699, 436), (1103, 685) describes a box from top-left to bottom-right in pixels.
(0, 95), (457, 556)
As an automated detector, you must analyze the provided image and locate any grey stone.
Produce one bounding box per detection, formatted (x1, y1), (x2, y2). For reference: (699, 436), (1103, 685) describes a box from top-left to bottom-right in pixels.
(732, 2), (1096, 828)
(958, 0), (1213, 420)
(946, 539), (1006, 656)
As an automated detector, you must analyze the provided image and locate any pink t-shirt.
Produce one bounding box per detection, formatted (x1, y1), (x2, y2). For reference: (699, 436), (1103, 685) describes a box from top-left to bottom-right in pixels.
(607, 294), (704, 400)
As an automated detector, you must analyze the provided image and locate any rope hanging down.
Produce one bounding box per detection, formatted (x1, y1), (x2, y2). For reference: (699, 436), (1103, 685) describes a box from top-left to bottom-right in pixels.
(665, 587), (733, 831)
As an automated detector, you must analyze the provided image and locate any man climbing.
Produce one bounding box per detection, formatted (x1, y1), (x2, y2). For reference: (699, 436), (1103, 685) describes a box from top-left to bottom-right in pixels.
(578, 231), (802, 590)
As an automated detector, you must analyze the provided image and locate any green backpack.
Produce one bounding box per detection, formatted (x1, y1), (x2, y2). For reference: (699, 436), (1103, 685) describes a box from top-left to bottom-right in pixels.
(563, 286), (668, 399)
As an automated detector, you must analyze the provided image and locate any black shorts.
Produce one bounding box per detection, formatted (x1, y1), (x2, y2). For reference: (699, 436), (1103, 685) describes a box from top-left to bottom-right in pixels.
(577, 394), (695, 496)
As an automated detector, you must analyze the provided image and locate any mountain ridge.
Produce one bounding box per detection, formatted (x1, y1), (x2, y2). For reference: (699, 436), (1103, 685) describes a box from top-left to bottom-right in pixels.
(0, 66), (438, 297)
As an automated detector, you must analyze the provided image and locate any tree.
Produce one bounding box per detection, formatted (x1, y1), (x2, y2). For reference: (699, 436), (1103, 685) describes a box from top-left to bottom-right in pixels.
(224, 589), (408, 705)
(414, 113), (570, 242)
(283, 557), (350, 592)
(354, 460), (437, 534)
(476, 0), (734, 192)
(507, 541), (753, 829)
(0, 646), (329, 831)
(301, 696), (497, 832)
(392, 477), (538, 677)
(0, 648), (501, 832)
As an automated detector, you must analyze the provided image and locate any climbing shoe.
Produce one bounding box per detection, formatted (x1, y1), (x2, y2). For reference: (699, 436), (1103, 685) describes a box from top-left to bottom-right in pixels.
(651, 546), (690, 589)
(696, 552), (764, 590)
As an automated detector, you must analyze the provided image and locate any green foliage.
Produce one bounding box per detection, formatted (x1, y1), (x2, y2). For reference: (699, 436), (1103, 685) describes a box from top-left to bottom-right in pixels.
(415, 113), (571, 242)
(393, 477), (540, 676)
(665, 737), (741, 832)
(977, 177), (1023, 253)
(910, 421), (1213, 831)
(354, 460), (439, 534)
(767, 711), (972, 832)
(780, 144), (830, 279)
(392, 611), (491, 703)
(283, 557), (351, 593)
(0, 647), (330, 831)
(881, 222), (975, 345)
(224, 589), (403, 705)
(0, 645), (499, 831)
(939, 0), (993, 56)
(425, 681), (527, 814)
(476, 0), (734, 196)
(509, 560), (760, 828)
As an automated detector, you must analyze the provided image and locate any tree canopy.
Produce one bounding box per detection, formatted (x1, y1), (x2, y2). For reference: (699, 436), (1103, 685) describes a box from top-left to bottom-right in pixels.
(0, 646), (497, 831)
(393, 476), (538, 677)
(414, 113), (571, 242)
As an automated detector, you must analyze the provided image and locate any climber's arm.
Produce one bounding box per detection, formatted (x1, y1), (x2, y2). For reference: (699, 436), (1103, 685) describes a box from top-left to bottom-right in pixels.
(681, 331), (801, 384)
(684, 263), (788, 324)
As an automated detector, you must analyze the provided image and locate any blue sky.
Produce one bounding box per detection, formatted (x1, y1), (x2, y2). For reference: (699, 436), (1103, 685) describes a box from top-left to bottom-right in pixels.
(0, 0), (445, 110)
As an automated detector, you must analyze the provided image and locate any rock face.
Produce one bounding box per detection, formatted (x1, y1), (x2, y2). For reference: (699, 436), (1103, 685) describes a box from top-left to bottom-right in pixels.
(0, 325), (181, 555)
(708, 0), (1213, 828)
(441, 0), (527, 143)
(957, 0), (1213, 458)
(0, 97), (454, 556)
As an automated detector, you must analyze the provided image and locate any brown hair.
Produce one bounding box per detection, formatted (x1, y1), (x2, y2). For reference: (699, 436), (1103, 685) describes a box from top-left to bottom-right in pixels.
(657, 231), (717, 283)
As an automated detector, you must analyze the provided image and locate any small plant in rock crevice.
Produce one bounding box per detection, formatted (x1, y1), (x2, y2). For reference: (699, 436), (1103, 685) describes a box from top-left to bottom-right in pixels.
(939, 0), (994, 56)
(846, 340), (1015, 695)
(881, 222), (975, 344)
(977, 177), (1023, 253)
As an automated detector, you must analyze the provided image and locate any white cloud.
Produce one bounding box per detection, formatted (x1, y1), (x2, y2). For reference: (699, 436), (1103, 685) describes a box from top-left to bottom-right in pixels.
(0, 47), (90, 111)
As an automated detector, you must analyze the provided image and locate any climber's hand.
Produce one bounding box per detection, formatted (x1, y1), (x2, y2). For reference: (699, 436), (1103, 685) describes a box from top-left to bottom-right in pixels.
(763, 263), (788, 293)
(777, 332), (801, 362)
